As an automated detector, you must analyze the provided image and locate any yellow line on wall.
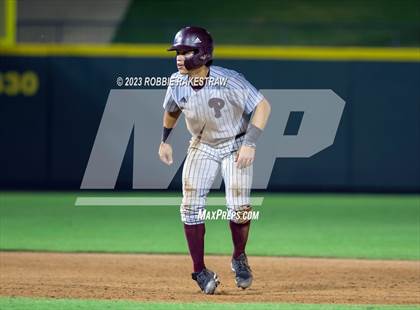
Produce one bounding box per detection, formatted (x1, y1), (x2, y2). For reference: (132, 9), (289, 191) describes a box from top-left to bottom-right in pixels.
(0, 0), (16, 46)
(0, 43), (419, 62)
(219, 45), (420, 62)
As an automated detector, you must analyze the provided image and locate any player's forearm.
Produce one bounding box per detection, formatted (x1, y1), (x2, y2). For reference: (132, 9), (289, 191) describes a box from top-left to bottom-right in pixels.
(163, 110), (182, 128)
(162, 110), (181, 144)
(243, 99), (271, 148)
(250, 98), (271, 130)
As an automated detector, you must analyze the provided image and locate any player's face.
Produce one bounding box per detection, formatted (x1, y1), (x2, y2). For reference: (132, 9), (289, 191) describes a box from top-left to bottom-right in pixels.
(176, 50), (194, 74)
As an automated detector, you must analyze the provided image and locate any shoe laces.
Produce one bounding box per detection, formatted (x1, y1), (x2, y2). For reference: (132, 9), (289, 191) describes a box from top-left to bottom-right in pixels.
(197, 269), (210, 283)
(235, 257), (250, 273)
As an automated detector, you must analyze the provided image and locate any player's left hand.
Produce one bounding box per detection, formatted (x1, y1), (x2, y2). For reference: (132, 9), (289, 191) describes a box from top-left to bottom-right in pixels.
(236, 145), (255, 169)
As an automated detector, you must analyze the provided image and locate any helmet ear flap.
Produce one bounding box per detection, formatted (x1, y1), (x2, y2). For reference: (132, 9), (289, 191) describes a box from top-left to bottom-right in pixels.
(199, 52), (211, 60)
(184, 49), (212, 70)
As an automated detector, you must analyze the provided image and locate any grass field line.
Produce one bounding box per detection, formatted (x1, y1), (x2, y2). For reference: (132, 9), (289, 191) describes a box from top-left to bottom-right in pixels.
(0, 296), (419, 310)
(0, 250), (418, 263)
(74, 196), (264, 206)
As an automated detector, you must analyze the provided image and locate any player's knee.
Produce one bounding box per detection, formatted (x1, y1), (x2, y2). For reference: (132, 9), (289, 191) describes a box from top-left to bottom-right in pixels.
(228, 183), (250, 198)
(183, 181), (197, 194)
(229, 205), (253, 224)
(183, 178), (203, 194)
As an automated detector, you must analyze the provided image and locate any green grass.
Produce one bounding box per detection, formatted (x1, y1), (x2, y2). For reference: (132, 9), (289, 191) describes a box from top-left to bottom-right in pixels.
(1, 297), (419, 310)
(114, 0), (420, 46)
(0, 192), (418, 260)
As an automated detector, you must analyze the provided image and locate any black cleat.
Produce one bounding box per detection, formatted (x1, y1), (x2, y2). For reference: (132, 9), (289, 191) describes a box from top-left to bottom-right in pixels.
(192, 268), (220, 294)
(231, 253), (253, 289)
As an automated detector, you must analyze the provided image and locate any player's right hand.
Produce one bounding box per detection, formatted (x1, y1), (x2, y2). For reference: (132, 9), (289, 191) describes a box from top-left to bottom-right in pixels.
(159, 142), (173, 165)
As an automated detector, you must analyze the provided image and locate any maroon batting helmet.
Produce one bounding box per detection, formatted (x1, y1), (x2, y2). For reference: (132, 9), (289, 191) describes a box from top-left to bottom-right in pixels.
(168, 26), (213, 70)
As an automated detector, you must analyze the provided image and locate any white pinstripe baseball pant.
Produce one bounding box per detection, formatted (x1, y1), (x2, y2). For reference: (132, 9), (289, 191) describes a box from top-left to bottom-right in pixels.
(180, 136), (253, 225)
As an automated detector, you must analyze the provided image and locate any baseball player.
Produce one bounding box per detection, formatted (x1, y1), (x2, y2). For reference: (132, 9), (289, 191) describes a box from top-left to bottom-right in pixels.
(158, 26), (271, 294)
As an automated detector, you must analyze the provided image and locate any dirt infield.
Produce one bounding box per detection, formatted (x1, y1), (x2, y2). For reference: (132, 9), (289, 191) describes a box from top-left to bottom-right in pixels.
(0, 252), (419, 304)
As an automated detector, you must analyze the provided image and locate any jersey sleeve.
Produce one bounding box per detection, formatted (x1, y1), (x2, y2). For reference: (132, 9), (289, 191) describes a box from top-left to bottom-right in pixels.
(232, 73), (264, 114)
(162, 86), (181, 113)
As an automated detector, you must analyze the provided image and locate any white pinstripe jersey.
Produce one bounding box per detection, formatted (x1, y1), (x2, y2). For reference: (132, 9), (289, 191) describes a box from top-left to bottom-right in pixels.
(163, 66), (263, 146)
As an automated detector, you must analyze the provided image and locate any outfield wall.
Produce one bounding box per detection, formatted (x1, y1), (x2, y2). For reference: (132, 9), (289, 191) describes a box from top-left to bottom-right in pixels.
(0, 46), (419, 191)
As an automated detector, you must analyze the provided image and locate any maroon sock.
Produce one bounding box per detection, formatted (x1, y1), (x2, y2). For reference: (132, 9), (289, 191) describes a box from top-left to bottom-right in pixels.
(184, 223), (206, 273)
(229, 220), (251, 259)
